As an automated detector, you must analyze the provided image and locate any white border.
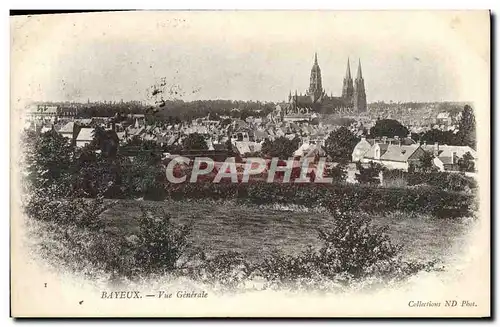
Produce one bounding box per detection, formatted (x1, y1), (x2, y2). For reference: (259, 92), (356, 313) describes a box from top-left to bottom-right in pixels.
(3, 1), (498, 326)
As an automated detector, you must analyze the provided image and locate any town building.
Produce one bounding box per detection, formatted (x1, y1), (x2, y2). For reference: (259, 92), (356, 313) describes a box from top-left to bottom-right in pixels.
(421, 143), (477, 172)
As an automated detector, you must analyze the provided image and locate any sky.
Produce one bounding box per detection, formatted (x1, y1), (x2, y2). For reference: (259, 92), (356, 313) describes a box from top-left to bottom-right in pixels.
(11, 11), (489, 104)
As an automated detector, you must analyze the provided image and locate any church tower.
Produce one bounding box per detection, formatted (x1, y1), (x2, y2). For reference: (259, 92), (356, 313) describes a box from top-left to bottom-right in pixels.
(353, 59), (367, 112)
(341, 58), (354, 101)
(308, 53), (324, 102)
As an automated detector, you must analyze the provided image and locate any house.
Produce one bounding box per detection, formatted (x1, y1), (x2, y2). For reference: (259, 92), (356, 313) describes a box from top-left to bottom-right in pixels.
(75, 128), (94, 148)
(352, 137), (374, 162)
(351, 136), (416, 162)
(421, 143), (477, 172)
(58, 121), (75, 139)
(26, 104), (58, 121)
(361, 143), (425, 171)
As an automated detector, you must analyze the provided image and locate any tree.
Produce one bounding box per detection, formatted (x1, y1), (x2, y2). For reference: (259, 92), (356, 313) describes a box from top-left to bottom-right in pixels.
(24, 129), (74, 195)
(370, 119), (409, 138)
(225, 139), (234, 154)
(457, 105), (476, 149)
(261, 136), (301, 160)
(419, 129), (459, 146)
(326, 162), (348, 183)
(90, 126), (119, 158)
(418, 150), (437, 173)
(182, 133), (208, 151)
(458, 152), (475, 172)
(323, 127), (359, 163)
(355, 161), (382, 185)
(121, 151), (166, 200)
(72, 146), (127, 198)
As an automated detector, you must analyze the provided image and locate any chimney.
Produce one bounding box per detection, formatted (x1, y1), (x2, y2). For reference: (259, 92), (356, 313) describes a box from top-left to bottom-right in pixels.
(451, 151), (456, 164)
(433, 142), (439, 157)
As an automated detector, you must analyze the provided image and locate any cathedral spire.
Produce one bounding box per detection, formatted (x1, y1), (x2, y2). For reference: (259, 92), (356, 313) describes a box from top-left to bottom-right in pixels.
(354, 59), (366, 112)
(356, 59), (363, 80)
(345, 58), (352, 80)
(308, 52), (323, 102)
(342, 57), (354, 100)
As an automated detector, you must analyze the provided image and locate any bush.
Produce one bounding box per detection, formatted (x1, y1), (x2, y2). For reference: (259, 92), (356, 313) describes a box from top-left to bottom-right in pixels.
(325, 163), (348, 183)
(261, 136), (301, 160)
(189, 252), (251, 290)
(132, 206), (193, 275)
(25, 187), (109, 230)
(406, 171), (477, 192)
(255, 210), (438, 291)
(24, 189), (194, 279)
(355, 162), (383, 185)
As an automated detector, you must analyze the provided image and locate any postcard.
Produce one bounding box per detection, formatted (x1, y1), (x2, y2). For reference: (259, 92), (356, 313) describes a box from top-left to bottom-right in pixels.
(10, 10), (490, 317)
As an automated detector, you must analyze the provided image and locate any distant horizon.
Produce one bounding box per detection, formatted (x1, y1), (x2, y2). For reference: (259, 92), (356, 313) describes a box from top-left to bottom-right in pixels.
(28, 98), (473, 105)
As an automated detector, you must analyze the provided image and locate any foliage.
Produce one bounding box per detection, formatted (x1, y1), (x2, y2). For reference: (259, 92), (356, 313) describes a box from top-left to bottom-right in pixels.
(458, 152), (476, 172)
(25, 189), (193, 279)
(190, 252), (251, 289)
(123, 135), (159, 150)
(26, 189), (440, 291)
(90, 126), (120, 158)
(323, 127), (359, 163)
(457, 105), (476, 149)
(25, 187), (109, 230)
(182, 133), (208, 151)
(355, 161), (383, 185)
(225, 139), (234, 153)
(326, 163), (348, 183)
(418, 150), (438, 173)
(406, 171), (477, 192)
(72, 148), (126, 198)
(23, 129), (74, 196)
(418, 129), (459, 146)
(261, 136), (301, 160)
(165, 181), (475, 218)
(381, 169), (407, 188)
(383, 169), (476, 193)
(133, 206), (193, 275)
(369, 119), (409, 138)
(121, 152), (166, 200)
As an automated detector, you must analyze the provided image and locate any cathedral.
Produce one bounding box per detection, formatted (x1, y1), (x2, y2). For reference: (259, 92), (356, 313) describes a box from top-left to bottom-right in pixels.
(285, 53), (367, 115)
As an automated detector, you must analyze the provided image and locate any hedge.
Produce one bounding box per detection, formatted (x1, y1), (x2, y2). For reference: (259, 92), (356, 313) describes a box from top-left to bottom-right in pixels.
(164, 182), (475, 218)
(382, 170), (477, 192)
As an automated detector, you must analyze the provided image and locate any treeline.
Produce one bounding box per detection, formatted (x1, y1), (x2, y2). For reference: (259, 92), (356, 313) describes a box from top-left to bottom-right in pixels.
(368, 101), (471, 113)
(76, 102), (146, 118)
(154, 100), (276, 122)
(73, 99), (277, 122)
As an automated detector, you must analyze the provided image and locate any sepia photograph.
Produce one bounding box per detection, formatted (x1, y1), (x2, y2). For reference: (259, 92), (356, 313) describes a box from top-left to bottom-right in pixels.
(10, 10), (490, 318)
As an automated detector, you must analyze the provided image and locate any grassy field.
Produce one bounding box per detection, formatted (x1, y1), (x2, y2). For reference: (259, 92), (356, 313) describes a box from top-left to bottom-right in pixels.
(100, 199), (474, 266)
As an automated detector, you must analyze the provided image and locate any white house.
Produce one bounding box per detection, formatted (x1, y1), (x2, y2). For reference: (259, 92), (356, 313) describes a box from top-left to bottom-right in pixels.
(361, 143), (426, 171)
(75, 128), (94, 148)
(351, 137), (374, 162)
(58, 121), (75, 139)
(421, 143), (477, 172)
